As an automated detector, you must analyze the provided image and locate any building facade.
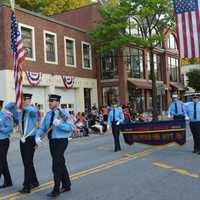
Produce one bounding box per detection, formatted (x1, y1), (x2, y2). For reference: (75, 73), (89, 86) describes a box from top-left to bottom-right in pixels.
(0, 4), (98, 114)
(0, 3), (184, 114)
(53, 3), (184, 113)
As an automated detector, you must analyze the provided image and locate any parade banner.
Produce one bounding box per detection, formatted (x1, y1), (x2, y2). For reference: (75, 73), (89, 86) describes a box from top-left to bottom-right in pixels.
(25, 71), (42, 87)
(119, 120), (186, 146)
(61, 75), (75, 89)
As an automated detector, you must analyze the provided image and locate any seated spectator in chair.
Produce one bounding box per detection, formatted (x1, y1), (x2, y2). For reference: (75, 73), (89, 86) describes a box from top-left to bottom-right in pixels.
(91, 115), (107, 134)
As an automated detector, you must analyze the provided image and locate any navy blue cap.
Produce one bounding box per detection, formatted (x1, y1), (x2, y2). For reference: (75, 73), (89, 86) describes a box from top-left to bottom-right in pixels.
(23, 93), (32, 100)
(49, 94), (61, 102)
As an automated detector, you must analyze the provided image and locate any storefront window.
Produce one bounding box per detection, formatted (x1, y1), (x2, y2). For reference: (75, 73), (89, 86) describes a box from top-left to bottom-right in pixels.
(21, 26), (33, 59)
(168, 57), (179, 82)
(46, 33), (56, 62)
(147, 53), (162, 81)
(125, 48), (144, 79)
(167, 34), (177, 50)
(84, 88), (91, 112)
(101, 51), (118, 80)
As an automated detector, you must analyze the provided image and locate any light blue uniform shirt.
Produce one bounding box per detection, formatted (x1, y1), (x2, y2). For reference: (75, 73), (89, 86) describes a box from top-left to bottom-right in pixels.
(108, 107), (125, 125)
(0, 111), (13, 140)
(21, 104), (39, 137)
(168, 100), (186, 117)
(36, 108), (75, 139)
(185, 102), (200, 122)
(5, 102), (20, 125)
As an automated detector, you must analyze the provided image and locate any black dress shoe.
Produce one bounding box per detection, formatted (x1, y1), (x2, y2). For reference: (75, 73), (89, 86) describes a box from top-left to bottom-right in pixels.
(193, 150), (198, 153)
(47, 190), (60, 198)
(31, 183), (39, 189)
(60, 187), (71, 193)
(114, 148), (121, 152)
(0, 183), (13, 189)
(19, 188), (31, 194)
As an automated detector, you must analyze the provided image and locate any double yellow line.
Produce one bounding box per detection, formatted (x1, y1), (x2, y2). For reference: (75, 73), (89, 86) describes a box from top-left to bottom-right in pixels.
(0, 145), (173, 200)
(153, 162), (199, 178)
(1, 136), (193, 200)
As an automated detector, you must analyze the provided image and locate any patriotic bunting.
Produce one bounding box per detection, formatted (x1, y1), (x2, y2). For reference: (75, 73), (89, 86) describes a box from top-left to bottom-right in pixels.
(25, 71), (42, 87)
(61, 76), (75, 89)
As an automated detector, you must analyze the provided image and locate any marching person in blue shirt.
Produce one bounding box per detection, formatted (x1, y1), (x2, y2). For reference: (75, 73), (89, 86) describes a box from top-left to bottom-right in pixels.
(185, 94), (200, 154)
(168, 94), (186, 120)
(35, 94), (75, 198)
(0, 100), (13, 189)
(108, 100), (125, 152)
(18, 93), (40, 194)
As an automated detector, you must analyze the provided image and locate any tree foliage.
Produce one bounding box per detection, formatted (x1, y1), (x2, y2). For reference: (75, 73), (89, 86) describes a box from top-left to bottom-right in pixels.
(90, 0), (175, 120)
(186, 69), (200, 92)
(0, 0), (92, 15)
(90, 0), (174, 53)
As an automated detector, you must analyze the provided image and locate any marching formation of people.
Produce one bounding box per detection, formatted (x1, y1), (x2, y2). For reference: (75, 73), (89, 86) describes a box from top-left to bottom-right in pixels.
(0, 92), (200, 197)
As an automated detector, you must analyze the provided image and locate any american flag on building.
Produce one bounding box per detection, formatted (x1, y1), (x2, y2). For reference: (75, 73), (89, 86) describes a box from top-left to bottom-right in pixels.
(173, 0), (200, 58)
(11, 12), (26, 109)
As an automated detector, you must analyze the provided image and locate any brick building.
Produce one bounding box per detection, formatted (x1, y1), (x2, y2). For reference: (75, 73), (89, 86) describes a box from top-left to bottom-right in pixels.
(53, 3), (184, 112)
(0, 3), (184, 114)
(0, 3), (98, 114)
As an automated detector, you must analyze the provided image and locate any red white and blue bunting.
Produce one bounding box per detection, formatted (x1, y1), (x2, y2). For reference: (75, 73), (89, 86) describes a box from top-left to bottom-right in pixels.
(25, 71), (42, 87)
(61, 76), (75, 89)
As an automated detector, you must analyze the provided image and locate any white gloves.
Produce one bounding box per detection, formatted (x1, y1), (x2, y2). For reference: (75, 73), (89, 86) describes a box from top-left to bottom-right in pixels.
(53, 119), (61, 126)
(107, 125), (110, 130)
(20, 136), (26, 143)
(116, 121), (120, 125)
(167, 114), (171, 118)
(185, 116), (189, 121)
(35, 136), (42, 145)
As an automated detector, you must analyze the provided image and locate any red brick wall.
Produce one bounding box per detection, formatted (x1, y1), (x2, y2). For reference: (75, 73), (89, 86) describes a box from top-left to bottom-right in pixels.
(1, 5), (97, 79)
(53, 3), (101, 30)
(0, 7), (7, 70)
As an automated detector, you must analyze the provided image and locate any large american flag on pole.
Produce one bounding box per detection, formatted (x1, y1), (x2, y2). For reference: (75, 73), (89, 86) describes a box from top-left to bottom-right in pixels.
(173, 0), (200, 58)
(11, 12), (26, 109)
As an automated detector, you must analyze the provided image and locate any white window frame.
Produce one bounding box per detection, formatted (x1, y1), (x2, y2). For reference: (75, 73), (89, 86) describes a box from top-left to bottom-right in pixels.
(43, 30), (58, 65)
(19, 23), (36, 62)
(81, 41), (92, 70)
(64, 36), (76, 67)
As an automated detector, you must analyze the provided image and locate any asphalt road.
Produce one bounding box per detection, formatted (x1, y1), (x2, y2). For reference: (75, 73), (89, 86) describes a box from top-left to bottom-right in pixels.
(0, 127), (200, 200)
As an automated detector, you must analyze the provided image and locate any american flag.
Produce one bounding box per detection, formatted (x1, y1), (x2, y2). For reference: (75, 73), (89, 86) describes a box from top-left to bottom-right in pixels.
(173, 0), (200, 58)
(11, 12), (26, 109)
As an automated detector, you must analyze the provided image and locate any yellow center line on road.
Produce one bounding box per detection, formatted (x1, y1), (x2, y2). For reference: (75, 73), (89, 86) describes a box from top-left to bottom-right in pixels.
(1, 136), (193, 200)
(153, 162), (199, 178)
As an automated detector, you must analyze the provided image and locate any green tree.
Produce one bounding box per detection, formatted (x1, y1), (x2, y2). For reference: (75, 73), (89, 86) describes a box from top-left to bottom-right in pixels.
(42, 0), (92, 16)
(0, 0), (10, 3)
(0, 0), (92, 15)
(90, 0), (174, 120)
(186, 69), (200, 92)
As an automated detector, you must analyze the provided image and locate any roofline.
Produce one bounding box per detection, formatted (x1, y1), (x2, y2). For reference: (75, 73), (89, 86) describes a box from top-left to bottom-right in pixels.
(0, 3), (86, 33)
(52, 2), (99, 17)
